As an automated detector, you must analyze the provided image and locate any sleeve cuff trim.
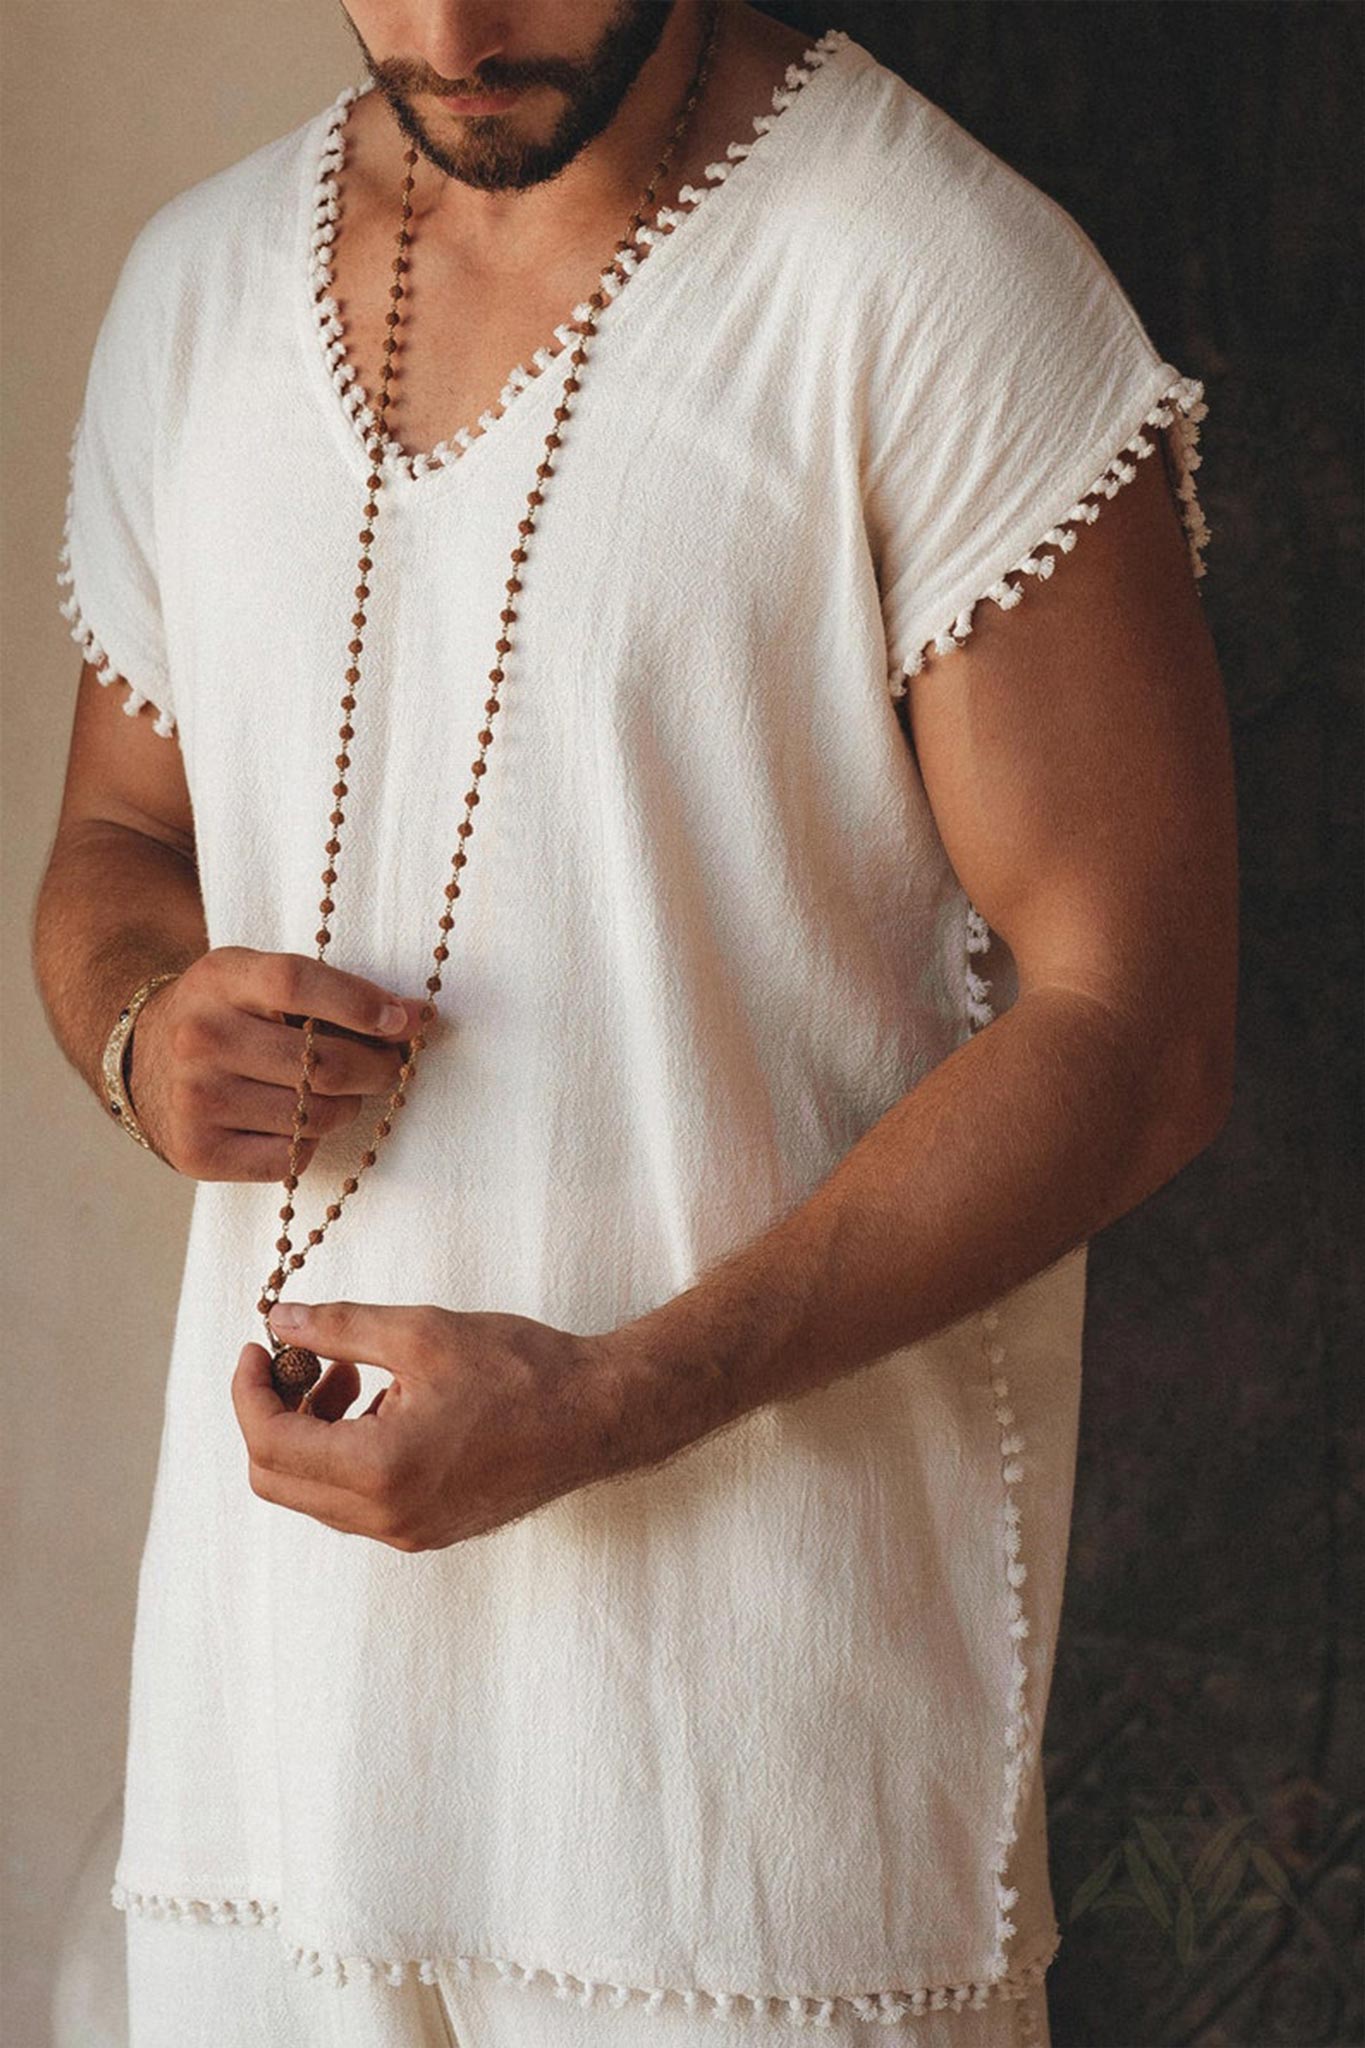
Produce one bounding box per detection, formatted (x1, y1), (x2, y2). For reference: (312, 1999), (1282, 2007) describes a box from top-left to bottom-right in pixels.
(55, 415), (178, 741)
(887, 370), (1211, 699)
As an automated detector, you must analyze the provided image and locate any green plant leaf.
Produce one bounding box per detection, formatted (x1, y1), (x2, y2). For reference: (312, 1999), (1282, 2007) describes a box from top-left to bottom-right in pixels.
(1135, 1817), (1184, 1885)
(1068, 1845), (1122, 1923)
(1206, 1842), (1249, 1919)
(1190, 1813), (1254, 1893)
(1249, 1847), (1296, 1907)
(1093, 1886), (1145, 1915)
(1124, 1840), (1173, 1929)
(1175, 1883), (1199, 1965)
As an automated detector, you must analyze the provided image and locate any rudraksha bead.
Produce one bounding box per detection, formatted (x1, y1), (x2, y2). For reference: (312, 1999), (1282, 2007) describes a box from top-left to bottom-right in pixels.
(271, 1345), (322, 1397)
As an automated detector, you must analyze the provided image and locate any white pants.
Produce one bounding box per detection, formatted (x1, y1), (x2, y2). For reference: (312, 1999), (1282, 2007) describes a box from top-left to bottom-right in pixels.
(125, 1914), (1052, 2047)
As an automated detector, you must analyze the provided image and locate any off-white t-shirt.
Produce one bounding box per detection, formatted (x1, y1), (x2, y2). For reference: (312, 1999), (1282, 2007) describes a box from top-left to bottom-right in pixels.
(56, 26), (1211, 2025)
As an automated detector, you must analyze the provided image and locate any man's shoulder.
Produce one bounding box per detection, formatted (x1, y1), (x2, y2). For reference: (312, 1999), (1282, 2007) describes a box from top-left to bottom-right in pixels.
(808, 44), (1109, 298)
(817, 49), (1141, 368)
(115, 95), (341, 307)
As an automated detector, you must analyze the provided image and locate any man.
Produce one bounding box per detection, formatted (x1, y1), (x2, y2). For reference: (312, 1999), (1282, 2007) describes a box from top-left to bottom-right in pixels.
(35, 2), (1237, 2042)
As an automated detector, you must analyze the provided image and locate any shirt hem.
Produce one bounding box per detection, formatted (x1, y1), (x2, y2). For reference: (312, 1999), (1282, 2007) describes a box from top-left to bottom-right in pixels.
(110, 1880), (1061, 2018)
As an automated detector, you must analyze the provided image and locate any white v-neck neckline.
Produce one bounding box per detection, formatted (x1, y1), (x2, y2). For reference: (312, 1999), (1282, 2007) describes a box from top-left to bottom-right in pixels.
(295, 28), (853, 501)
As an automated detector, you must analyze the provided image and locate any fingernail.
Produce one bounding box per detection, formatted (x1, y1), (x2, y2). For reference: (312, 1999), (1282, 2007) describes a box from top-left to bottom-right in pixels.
(271, 1302), (306, 1331)
(378, 1002), (408, 1033)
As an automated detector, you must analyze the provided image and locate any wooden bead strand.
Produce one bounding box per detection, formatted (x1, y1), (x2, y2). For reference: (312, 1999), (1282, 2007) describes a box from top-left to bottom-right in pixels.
(262, 0), (724, 1400)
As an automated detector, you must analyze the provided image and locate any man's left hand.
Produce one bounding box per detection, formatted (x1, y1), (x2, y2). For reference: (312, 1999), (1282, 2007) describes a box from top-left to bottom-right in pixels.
(231, 1301), (629, 1551)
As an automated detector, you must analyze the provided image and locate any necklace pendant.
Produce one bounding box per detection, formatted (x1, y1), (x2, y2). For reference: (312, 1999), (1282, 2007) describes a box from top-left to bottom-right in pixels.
(271, 1342), (322, 1402)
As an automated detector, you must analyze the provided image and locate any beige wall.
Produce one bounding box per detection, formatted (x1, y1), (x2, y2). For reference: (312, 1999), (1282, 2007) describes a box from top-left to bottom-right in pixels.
(2, 6), (361, 2040)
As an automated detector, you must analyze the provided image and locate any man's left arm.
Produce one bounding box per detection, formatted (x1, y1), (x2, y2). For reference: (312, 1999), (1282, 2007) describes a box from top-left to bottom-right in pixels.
(599, 438), (1238, 1469)
(235, 442), (1238, 1548)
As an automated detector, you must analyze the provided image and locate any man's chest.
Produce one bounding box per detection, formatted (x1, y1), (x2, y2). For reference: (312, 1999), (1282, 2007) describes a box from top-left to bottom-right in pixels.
(326, 202), (626, 461)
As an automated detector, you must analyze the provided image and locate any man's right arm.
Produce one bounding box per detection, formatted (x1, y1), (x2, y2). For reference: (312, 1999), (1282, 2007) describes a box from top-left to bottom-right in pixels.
(33, 661), (427, 1181)
(32, 660), (206, 1119)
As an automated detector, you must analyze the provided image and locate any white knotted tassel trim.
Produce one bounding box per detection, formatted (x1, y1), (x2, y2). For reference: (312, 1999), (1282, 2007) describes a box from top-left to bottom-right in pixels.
(54, 414), (178, 741)
(307, 33), (850, 482)
(970, 1300), (1041, 1985)
(109, 1882), (1058, 2017)
(964, 898), (996, 1033)
(888, 372), (1212, 699)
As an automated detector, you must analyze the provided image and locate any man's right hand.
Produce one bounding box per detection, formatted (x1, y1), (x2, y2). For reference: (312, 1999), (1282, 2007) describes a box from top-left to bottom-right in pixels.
(125, 947), (427, 1181)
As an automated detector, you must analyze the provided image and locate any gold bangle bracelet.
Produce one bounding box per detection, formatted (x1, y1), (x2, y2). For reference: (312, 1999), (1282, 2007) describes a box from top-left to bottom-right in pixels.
(100, 971), (180, 1153)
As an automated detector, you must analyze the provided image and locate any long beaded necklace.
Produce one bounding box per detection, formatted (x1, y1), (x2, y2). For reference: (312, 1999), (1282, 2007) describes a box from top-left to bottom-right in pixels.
(265, 0), (724, 1403)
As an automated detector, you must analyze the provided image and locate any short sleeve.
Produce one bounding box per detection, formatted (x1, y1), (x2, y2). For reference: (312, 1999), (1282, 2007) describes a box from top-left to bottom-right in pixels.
(56, 214), (178, 739)
(860, 99), (1211, 701)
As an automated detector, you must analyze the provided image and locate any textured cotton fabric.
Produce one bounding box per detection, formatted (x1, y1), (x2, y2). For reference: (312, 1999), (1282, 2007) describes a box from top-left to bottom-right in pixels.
(123, 1910), (1053, 2047)
(56, 25), (1210, 2027)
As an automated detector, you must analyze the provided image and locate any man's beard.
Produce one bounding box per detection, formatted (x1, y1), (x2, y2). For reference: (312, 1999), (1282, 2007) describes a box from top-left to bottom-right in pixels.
(345, 1), (681, 194)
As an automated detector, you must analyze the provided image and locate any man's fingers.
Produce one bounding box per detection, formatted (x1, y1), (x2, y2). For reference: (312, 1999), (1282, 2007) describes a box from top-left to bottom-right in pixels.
(266, 1298), (427, 1373)
(246, 1455), (390, 1541)
(219, 1009), (407, 1101)
(232, 1343), (383, 1491)
(225, 949), (423, 1041)
(306, 1358), (364, 1421)
(212, 1075), (360, 1139)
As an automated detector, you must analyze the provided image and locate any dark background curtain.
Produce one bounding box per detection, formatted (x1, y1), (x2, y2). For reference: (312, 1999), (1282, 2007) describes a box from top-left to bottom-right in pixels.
(767, 5), (1363, 2044)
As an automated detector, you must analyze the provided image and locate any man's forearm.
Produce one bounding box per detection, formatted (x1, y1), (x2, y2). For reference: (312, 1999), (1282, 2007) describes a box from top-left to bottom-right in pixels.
(32, 819), (207, 1108)
(595, 986), (1231, 1473)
